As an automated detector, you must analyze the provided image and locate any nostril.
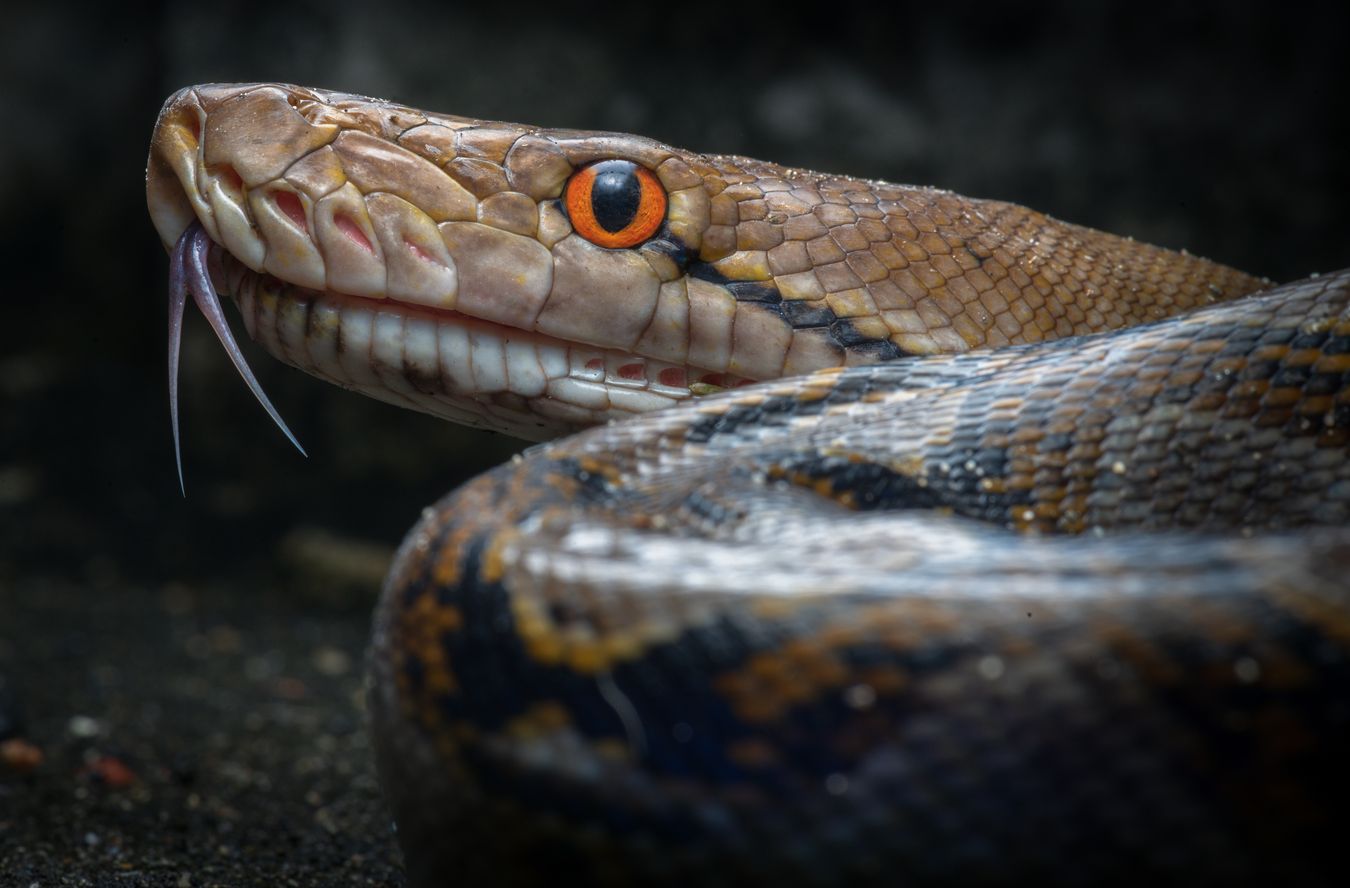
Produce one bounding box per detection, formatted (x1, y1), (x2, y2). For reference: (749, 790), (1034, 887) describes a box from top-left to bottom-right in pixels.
(335, 213), (374, 254)
(273, 191), (308, 234)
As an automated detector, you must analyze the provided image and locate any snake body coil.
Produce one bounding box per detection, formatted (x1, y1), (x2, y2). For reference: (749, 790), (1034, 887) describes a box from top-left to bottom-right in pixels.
(147, 84), (1350, 886)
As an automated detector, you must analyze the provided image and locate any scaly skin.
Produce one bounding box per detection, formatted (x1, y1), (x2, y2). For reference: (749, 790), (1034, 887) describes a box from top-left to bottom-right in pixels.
(148, 83), (1263, 438)
(145, 84), (1348, 886)
(369, 272), (1350, 886)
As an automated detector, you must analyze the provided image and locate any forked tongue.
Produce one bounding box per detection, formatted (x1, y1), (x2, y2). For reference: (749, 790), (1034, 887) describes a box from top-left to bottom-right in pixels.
(168, 221), (306, 495)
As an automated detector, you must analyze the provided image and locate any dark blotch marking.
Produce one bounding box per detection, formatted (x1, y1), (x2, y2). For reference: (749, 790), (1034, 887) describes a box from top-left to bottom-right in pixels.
(831, 319), (906, 358)
(847, 337), (908, 360)
(555, 457), (623, 505)
(687, 261), (953, 377)
(1324, 333), (1350, 355)
(684, 394), (831, 445)
(1307, 371), (1345, 396)
(726, 281), (781, 304)
(678, 487), (749, 527)
(781, 301), (836, 328)
(686, 262), (909, 357)
(775, 436), (1024, 521)
(679, 368), (915, 446)
(687, 262), (779, 304)
(776, 453), (946, 511)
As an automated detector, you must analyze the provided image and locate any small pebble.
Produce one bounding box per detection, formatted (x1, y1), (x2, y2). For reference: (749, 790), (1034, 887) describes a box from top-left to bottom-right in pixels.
(82, 755), (138, 788)
(0, 737), (44, 773)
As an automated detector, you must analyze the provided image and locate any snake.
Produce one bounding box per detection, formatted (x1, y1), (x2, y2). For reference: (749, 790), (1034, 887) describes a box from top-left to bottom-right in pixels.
(146, 84), (1350, 886)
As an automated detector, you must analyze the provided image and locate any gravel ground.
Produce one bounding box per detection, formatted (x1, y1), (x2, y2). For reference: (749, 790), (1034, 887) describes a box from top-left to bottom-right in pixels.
(0, 326), (521, 886)
(2, 3), (1346, 885)
(1, 564), (399, 886)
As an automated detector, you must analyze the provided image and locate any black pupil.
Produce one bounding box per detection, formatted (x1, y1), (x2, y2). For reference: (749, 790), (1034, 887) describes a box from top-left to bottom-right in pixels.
(589, 161), (642, 233)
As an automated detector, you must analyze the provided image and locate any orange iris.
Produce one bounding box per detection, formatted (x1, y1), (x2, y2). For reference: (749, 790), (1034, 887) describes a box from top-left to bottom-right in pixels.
(564, 160), (667, 249)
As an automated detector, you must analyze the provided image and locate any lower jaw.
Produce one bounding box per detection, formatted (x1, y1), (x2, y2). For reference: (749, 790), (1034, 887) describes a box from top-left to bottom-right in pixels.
(213, 249), (734, 442)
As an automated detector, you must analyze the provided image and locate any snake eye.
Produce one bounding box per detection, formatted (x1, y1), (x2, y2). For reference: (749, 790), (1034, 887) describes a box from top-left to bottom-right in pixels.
(564, 159), (667, 249)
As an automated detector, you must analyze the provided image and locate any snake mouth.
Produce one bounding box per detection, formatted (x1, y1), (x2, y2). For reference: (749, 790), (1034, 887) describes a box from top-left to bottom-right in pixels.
(164, 219), (756, 489)
(149, 85), (764, 481)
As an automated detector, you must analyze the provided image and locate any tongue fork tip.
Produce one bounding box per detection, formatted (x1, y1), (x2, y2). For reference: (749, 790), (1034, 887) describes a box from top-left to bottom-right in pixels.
(168, 235), (190, 496)
(168, 222), (307, 495)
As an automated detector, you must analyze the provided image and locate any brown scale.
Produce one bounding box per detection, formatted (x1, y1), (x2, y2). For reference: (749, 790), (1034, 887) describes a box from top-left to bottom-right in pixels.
(370, 272), (1350, 887)
(151, 84), (1268, 397)
(684, 153), (1264, 357)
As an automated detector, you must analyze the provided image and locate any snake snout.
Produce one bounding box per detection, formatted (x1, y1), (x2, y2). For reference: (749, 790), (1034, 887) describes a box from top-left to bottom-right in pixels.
(148, 84), (344, 285)
(146, 86), (208, 252)
(147, 83), (469, 312)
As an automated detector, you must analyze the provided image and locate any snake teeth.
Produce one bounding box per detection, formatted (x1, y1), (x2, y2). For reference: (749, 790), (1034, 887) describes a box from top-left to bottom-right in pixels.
(167, 221), (306, 493)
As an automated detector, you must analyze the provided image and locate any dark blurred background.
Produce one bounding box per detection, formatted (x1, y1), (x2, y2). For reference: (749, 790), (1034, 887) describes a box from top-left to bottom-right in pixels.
(2, 1), (1347, 883)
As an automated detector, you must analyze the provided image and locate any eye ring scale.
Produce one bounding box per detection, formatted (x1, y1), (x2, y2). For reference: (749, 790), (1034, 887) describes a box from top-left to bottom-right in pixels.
(564, 159), (667, 249)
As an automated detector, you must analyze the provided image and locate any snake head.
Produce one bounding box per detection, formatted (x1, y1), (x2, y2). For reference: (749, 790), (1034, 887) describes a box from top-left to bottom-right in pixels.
(146, 83), (815, 452)
(147, 83), (1265, 459)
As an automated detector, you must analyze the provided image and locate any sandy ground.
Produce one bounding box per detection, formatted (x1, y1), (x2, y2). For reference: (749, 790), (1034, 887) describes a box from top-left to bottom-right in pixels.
(2, 553), (400, 886)
(0, 327), (522, 885)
